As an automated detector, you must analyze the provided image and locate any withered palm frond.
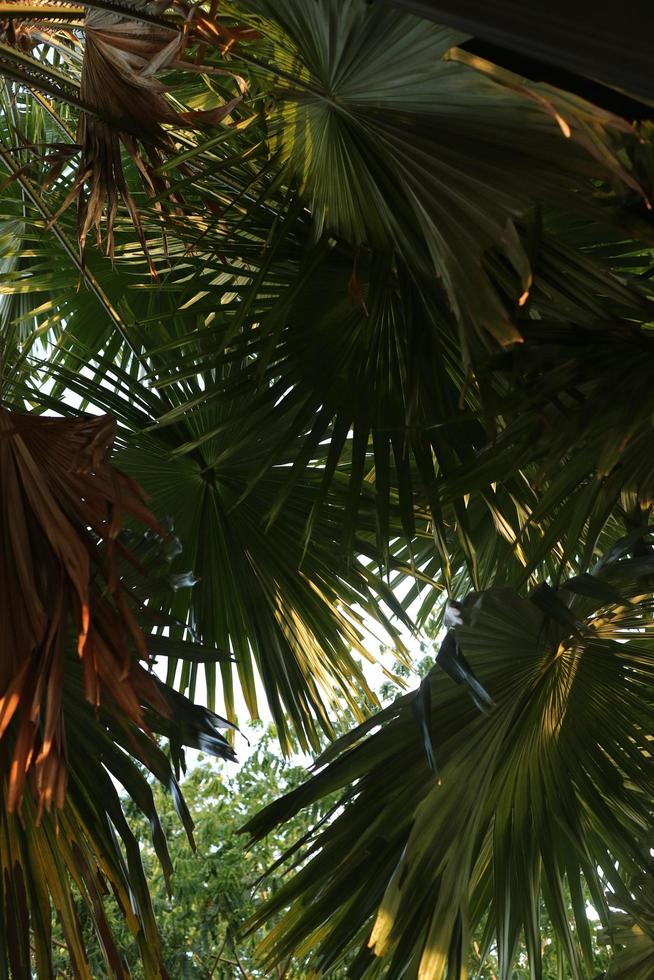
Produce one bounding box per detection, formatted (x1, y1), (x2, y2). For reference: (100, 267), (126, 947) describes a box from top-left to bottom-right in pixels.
(0, 15), (42, 49)
(1, 0), (247, 265)
(0, 408), (173, 813)
(0, 407), (237, 977)
(76, 1), (243, 263)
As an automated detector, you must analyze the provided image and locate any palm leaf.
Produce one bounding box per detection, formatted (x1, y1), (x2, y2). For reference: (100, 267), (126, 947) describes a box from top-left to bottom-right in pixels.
(244, 529), (654, 978)
(600, 875), (654, 980)
(0, 406), (236, 977)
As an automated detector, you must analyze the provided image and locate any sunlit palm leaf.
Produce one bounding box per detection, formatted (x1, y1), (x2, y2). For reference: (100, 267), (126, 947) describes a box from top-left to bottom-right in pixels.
(244, 530), (654, 979)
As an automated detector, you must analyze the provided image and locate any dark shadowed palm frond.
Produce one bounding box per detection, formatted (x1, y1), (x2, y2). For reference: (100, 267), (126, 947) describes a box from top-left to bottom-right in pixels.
(378, 0), (654, 104)
(2, 0), (653, 597)
(594, 871), (654, 980)
(598, 871), (654, 980)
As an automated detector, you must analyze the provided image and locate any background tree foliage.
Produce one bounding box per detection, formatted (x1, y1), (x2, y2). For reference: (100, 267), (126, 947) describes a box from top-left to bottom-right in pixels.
(0, 0), (654, 976)
(51, 729), (350, 979)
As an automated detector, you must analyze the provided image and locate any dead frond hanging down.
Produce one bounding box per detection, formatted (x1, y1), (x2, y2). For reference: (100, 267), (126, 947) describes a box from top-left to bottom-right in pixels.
(76, 1), (245, 263)
(0, 407), (176, 815)
(1, 0), (253, 265)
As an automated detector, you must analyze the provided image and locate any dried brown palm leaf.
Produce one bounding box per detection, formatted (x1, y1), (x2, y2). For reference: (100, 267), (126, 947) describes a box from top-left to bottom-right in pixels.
(0, 407), (176, 816)
(1, 0), (249, 266)
(75, 0), (246, 266)
(0, 16), (39, 49)
(0, 0), (82, 52)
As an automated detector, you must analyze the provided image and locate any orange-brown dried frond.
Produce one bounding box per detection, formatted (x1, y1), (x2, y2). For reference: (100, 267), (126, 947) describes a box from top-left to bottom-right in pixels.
(0, 408), (168, 815)
(0, 17), (39, 51)
(0, 0), (84, 51)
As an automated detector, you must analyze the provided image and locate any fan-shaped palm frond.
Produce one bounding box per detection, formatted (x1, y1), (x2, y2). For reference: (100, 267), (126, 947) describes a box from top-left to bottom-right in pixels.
(134, 216), (652, 609)
(244, 529), (654, 979)
(236, 0), (649, 353)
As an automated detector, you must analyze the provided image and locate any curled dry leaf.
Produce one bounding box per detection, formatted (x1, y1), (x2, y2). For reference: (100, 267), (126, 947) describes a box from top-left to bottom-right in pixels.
(76, 0), (242, 265)
(2, 0), (252, 266)
(0, 408), (173, 816)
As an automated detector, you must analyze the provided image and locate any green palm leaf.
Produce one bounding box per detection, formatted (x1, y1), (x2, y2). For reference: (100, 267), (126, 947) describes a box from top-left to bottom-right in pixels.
(241, 0), (648, 351)
(244, 529), (654, 979)
(10, 350), (417, 753)
(600, 876), (654, 980)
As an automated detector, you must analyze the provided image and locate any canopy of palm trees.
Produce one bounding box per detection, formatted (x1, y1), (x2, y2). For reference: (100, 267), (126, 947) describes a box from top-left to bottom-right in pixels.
(1, 0), (654, 976)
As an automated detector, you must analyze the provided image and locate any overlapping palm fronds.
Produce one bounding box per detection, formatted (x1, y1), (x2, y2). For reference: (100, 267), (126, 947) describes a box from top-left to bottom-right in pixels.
(435, 317), (654, 589)
(0, 651), (235, 979)
(1, 0), (652, 717)
(8, 348), (419, 754)
(2, 1), (654, 975)
(238, 0), (651, 352)
(98, 0), (653, 588)
(157, 220), (654, 589)
(244, 529), (654, 979)
(0, 406), (237, 977)
(0, 0), (253, 264)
